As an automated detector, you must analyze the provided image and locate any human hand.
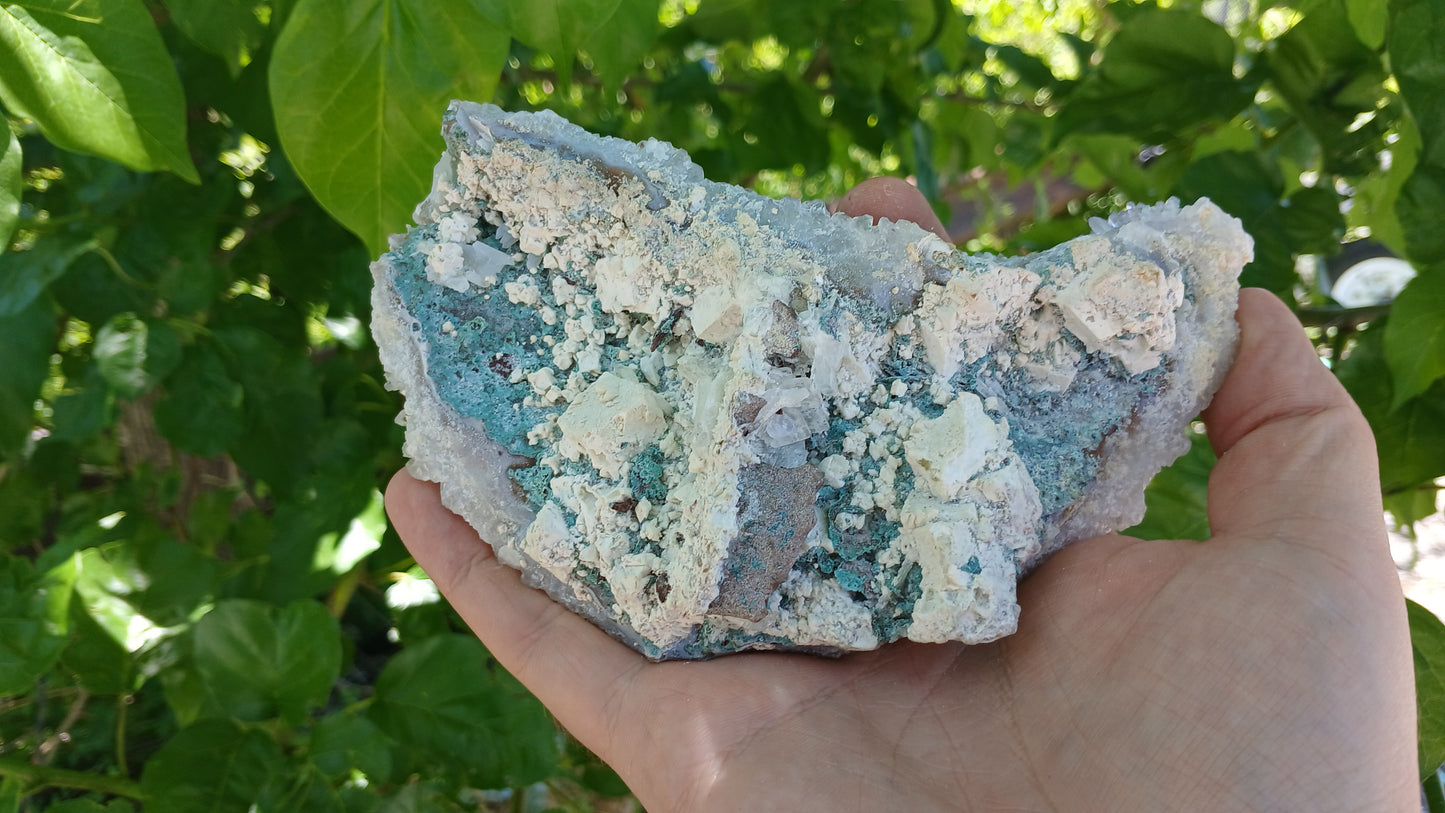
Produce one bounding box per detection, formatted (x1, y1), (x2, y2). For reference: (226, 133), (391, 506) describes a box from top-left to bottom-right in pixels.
(385, 178), (1418, 812)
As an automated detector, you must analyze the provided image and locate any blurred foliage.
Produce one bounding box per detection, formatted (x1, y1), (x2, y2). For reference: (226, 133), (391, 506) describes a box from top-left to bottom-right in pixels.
(0, 0), (1442, 807)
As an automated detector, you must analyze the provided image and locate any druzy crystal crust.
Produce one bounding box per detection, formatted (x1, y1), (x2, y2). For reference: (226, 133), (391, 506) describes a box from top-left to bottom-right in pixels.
(371, 102), (1250, 659)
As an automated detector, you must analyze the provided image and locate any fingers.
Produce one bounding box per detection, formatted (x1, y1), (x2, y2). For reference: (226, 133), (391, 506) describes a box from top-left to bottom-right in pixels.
(834, 177), (949, 239)
(384, 469), (642, 752)
(1201, 289), (1360, 454)
(1200, 289), (1383, 545)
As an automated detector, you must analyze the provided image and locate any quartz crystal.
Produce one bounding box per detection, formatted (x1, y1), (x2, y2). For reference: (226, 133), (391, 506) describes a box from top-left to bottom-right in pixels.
(371, 102), (1250, 659)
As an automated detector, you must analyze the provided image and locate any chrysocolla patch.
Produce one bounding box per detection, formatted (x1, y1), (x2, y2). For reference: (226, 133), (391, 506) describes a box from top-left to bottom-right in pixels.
(628, 445), (668, 506)
(389, 228), (562, 457)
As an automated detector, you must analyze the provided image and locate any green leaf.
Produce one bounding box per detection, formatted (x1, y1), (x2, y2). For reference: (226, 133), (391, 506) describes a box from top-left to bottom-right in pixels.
(1067, 133), (1188, 201)
(272, 767), (346, 813)
(1176, 151), (1279, 221)
(44, 801), (128, 813)
(0, 294), (53, 457)
(1278, 186), (1345, 256)
(740, 75), (830, 173)
(310, 712), (394, 782)
(0, 127), (18, 253)
(763, 1), (833, 50)
(582, 0), (659, 90)
(61, 599), (135, 694)
(1056, 9), (1253, 138)
(1124, 431), (1216, 541)
(387, 567), (450, 644)
(1348, 0), (1386, 48)
(0, 464), (50, 550)
(164, 0), (269, 77)
(130, 174), (238, 316)
(74, 531), (219, 640)
(909, 120), (938, 202)
(0, 776), (18, 813)
(1175, 150), (1343, 291)
(192, 599), (341, 724)
(993, 44), (1057, 91)
(1268, 0), (1390, 177)
(0, 553), (77, 695)
(159, 638), (226, 727)
(313, 488), (386, 576)
(0, 236), (94, 317)
(1385, 271), (1445, 407)
(370, 635), (559, 788)
(930, 102), (1000, 173)
(1349, 116), (1419, 258)
(153, 339), (244, 457)
(0, 1), (197, 181)
(140, 719), (287, 812)
(682, 0), (759, 42)
(377, 783), (463, 813)
(1387, 484), (1439, 529)
(1411, 599), (1445, 779)
(1335, 325), (1445, 492)
(92, 313), (182, 400)
(213, 326), (323, 495)
(1398, 164), (1445, 267)
(50, 365), (115, 442)
(269, 0), (510, 254)
(235, 485), (375, 606)
(1173, 151), (1296, 294)
(503, 0), (621, 85)
(51, 252), (154, 328)
(1390, 0), (1445, 163)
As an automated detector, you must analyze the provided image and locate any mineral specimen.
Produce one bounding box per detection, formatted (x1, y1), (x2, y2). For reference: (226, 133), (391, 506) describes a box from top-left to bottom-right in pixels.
(371, 102), (1251, 660)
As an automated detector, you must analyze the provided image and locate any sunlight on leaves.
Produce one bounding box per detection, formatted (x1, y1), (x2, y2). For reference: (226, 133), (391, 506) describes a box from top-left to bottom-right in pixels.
(0, 127), (18, 253)
(1412, 599), (1445, 780)
(0, 0), (197, 180)
(269, 0), (510, 254)
(1386, 272), (1445, 408)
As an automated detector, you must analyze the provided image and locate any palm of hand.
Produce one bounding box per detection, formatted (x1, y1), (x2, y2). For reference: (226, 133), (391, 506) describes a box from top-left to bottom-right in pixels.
(559, 524), (1401, 811)
(385, 182), (1417, 811)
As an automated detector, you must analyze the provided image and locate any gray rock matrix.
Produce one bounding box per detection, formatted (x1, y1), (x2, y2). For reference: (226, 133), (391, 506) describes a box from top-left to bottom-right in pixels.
(371, 101), (1250, 659)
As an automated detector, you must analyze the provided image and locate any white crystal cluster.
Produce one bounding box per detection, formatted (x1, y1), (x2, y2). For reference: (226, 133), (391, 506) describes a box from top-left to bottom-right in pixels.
(371, 102), (1250, 659)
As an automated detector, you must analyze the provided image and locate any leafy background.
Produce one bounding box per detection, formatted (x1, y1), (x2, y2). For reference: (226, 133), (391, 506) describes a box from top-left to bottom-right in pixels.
(1, 0), (1443, 809)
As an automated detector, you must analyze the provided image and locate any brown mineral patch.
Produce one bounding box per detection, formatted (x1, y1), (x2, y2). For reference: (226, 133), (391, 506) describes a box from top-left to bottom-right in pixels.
(763, 300), (801, 361)
(732, 393), (767, 428)
(708, 463), (824, 620)
(488, 353), (514, 377)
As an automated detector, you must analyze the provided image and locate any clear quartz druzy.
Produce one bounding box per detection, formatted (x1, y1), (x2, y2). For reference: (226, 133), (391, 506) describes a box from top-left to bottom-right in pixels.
(371, 101), (1250, 660)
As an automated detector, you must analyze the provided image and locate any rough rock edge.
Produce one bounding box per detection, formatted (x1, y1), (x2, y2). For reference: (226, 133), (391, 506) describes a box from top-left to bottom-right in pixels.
(372, 102), (1247, 658)
(1036, 201), (1246, 564)
(373, 250), (853, 660)
(372, 251), (667, 653)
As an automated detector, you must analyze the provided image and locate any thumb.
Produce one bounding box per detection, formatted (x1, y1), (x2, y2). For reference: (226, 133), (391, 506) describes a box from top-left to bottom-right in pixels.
(834, 177), (949, 239)
(1201, 289), (1383, 548)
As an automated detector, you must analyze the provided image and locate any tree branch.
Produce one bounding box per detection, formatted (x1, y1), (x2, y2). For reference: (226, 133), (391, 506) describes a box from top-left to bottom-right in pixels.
(33, 689), (88, 766)
(1295, 303), (1392, 328)
(0, 757), (142, 799)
